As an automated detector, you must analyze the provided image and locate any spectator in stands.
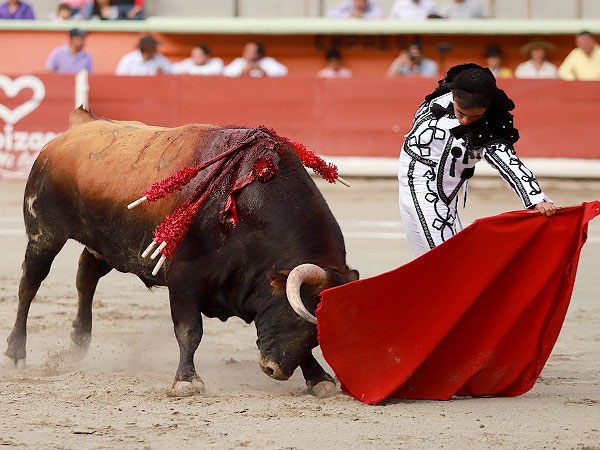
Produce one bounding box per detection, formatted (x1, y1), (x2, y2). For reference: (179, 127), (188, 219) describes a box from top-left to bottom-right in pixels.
(90, 0), (117, 20)
(388, 0), (438, 20)
(116, 35), (171, 76)
(223, 41), (288, 78)
(558, 31), (600, 81)
(55, 3), (72, 20)
(0, 0), (35, 19)
(171, 45), (224, 76)
(62, 0), (93, 19)
(326, 0), (383, 19)
(46, 28), (94, 74)
(317, 48), (353, 78)
(485, 45), (512, 78)
(386, 41), (438, 77)
(439, 0), (486, 19)
(113, 0), (143, 20)
(515, 39), (557, 79)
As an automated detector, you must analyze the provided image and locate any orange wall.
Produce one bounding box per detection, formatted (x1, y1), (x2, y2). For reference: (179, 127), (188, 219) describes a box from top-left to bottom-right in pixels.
(1, 30), (577, 76)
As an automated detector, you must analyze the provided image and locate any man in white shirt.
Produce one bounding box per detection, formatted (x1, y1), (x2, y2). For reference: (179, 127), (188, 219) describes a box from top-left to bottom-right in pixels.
(317, 48), (353, 78)
(439, 0), (486, 19)
(515, 39), (557, 79)
(389, 0), (438, 20)
(116, 35), (171, 76)
(222, 41), (288, 78)
(171, 44), (224, 76)
(326, 0), (383, 19)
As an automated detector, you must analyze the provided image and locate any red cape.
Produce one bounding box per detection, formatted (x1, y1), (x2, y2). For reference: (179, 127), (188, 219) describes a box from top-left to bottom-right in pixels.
(317, 202), (600, 405)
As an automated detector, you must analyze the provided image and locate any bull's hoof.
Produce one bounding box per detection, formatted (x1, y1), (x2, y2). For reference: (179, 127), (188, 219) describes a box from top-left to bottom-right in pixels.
(68, 339), (90, 358)
(1, 353), (25, 370)
(70, 330), (91, 352)
(307, 380), (338, 398)
(168, 378), (205, 397)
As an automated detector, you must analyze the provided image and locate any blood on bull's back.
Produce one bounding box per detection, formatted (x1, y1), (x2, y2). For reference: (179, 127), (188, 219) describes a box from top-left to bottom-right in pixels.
(38, 108), (223, 223)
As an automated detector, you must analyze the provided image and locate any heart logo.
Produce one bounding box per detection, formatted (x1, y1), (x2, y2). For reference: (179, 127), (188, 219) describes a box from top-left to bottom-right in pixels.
(0, 75), (46, 125)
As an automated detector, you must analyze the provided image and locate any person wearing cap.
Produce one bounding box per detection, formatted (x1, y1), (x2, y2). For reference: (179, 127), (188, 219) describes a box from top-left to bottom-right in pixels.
(46, 29), (94, 74)
(386, 41), (438, 78)
(515, 39), (557, 79)
(485, 46), (512, 78)
(171, 44), (224, 76)
(116, 35), (171, 76)
(0, 0), (35, 19)
(558, 31), (600, 81)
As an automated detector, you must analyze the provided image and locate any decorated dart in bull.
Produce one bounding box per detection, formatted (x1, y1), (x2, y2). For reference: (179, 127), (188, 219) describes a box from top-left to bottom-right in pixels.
(129, 128), (349, 275)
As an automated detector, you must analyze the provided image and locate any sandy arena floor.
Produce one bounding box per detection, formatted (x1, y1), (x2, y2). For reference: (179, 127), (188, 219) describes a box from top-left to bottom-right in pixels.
(0, 176), (599, 450)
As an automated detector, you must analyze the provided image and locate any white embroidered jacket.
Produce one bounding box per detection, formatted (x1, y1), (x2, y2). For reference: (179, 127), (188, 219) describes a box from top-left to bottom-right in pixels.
(398, 92), (551, 209)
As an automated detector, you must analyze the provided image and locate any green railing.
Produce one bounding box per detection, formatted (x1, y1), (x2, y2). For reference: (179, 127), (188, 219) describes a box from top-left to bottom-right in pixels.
(0, 17), (599, 35)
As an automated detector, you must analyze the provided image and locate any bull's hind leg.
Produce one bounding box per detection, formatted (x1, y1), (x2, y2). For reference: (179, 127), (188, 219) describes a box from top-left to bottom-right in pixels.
(70, 247), (112, 352)
(301, 354), (337, 398)
(4, 238), (66, 368)
(168, 283), (205, 396)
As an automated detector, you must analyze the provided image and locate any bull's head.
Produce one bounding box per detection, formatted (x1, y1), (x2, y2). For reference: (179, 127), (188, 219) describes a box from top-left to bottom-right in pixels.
(255, 264), (358, 381)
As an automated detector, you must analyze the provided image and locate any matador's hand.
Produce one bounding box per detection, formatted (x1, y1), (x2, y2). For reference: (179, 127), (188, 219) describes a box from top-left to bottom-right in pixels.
(535, 201), (557, 217)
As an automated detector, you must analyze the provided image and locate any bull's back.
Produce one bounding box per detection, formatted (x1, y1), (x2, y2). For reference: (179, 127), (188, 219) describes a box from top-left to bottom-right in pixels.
(23, 109), (224, 275)
(30, 108), (220, 224)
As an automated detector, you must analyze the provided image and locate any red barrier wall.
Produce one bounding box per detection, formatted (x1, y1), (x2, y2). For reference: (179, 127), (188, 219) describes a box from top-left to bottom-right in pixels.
(88, 75), (600, 159)
(0, 74), (73, 179)
(1, 74), (598, 180)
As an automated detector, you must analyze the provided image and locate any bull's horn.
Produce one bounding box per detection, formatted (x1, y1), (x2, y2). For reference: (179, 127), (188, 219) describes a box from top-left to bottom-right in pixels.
(285, 264), (326, 324)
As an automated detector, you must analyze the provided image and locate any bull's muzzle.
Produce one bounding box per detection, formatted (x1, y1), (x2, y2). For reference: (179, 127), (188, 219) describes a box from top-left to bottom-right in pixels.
(258, 354), (291, 380)
(285, 264), (326, 324)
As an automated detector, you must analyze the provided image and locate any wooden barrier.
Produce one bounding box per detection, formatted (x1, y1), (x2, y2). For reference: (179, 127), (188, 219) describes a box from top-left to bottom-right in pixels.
(0, 73), (598, 180)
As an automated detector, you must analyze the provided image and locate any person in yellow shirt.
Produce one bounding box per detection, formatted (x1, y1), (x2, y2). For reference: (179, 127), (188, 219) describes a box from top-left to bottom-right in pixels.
(558, 31), (600, 81)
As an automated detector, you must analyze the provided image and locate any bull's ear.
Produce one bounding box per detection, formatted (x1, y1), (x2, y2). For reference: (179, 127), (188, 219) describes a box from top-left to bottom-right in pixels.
(268, 270), (290, 295)
(349, 269), (360, 281)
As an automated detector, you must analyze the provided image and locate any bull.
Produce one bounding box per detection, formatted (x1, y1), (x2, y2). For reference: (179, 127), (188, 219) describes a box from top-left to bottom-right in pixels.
(3, 108), (358, 397)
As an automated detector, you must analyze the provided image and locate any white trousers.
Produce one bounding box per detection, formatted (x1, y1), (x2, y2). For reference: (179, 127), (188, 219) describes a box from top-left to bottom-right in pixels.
(398, 158), (458, 257)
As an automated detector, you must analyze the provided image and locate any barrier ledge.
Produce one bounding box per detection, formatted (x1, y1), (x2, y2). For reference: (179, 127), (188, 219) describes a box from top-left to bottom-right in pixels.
(0, 18), (599, 35)
(322, 157), (600, 179)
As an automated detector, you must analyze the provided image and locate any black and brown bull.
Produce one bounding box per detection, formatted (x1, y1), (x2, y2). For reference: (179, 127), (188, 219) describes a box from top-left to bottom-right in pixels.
(3, 108), (358, 397)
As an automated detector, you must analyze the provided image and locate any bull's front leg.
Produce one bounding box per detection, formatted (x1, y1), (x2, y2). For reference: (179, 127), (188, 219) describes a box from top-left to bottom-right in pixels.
(168, 285), (205, 396)
(300, 353), (337, 398)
